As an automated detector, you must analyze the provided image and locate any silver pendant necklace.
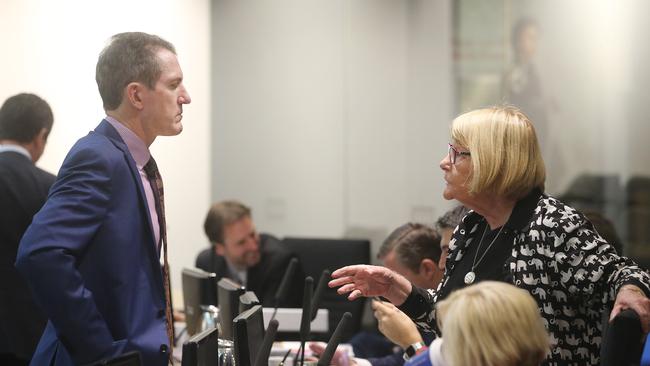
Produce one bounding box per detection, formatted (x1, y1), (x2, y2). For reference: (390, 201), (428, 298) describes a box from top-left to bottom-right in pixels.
(464, 221), (506, 285)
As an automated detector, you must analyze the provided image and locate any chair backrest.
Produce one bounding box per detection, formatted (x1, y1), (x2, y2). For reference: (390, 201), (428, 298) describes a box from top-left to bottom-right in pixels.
(600, 308), (643, 366)
(282, 237), (370, 342)
(626, 176), (650, 268)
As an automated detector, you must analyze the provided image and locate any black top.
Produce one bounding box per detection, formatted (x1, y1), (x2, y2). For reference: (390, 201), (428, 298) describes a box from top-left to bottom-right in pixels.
(440, 221), (513, 297)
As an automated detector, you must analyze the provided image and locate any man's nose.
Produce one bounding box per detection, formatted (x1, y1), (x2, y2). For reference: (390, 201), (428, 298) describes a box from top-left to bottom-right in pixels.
(179, 86), (191, 104)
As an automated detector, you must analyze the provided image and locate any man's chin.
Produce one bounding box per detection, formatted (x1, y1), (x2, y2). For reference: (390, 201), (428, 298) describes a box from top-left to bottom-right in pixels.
(246, 257), (261, 268)
(171, 123), (183, 135)
(161, 123), (183, 136)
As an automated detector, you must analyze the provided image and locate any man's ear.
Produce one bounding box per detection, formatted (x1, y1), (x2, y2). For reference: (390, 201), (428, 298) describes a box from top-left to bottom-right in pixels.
(214, 243), (225, 256)
(37, 127), (49, 143)
(419, 259), (440, 278)
(125, 82), (145, 110)
(27, 127), (49, 163)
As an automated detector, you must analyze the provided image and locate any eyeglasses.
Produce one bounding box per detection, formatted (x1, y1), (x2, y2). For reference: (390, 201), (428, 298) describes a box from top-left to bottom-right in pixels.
(447, 143), (471, 164)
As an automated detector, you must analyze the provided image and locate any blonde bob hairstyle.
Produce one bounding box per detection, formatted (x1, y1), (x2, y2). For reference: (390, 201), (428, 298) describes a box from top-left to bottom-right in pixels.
(450, 106), (545, 199)
(436, 281), (550, 366)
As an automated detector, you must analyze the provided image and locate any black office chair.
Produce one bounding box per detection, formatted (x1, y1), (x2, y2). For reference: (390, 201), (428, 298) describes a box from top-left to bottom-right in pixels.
(282, 237), (370, 342)
(600, 307), (643, 366)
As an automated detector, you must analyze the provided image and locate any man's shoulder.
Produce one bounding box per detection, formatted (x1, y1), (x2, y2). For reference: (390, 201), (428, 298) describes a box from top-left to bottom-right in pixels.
(0, 151), (55, 188)
(0, 151), (29, 175)
(34, 165), (56, 185)
(195, 247), (227, 274)
(60, 129), (127, 173)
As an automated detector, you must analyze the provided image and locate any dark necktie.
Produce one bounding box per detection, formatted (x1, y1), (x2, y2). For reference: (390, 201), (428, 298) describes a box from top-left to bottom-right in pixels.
(143, 157), (174, 357)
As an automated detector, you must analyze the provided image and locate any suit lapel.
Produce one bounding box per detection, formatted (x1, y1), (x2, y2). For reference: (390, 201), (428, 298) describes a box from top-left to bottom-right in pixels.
(93, 120), (165, 296)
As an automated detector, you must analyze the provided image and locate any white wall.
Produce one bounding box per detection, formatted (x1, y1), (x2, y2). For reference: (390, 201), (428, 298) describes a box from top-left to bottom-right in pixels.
(0, 0), (212, 302)
(211, 0), (454, 259)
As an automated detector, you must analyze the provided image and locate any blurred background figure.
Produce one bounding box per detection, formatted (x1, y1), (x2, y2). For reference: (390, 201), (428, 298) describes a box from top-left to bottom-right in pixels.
(0, 93), (55, 365)
(196, 200), (304, 307)
(502, 17), (550, 152)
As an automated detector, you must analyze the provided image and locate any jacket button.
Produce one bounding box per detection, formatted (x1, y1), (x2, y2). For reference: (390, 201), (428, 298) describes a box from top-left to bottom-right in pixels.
(160, 344), (168, 354)
(158, 309), (165, 318)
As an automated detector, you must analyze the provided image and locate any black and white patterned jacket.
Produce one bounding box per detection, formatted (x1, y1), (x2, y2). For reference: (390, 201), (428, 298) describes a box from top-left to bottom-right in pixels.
(399, 189), (650, 366)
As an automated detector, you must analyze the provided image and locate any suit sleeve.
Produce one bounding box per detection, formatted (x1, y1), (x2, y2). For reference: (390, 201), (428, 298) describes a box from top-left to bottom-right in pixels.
(15, 146), (122, 364)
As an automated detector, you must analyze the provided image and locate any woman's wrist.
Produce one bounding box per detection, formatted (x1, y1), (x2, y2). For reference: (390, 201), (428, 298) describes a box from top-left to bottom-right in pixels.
(400, 335), (425, 349)
(387, 273), (413, 306)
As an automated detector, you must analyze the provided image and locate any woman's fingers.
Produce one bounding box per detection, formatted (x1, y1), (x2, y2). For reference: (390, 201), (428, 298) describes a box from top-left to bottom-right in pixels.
(337, 283), (359, 295)
(331, 265), (363, 279)
(329, 275), (355, 288)
(348, 289), (363, 300)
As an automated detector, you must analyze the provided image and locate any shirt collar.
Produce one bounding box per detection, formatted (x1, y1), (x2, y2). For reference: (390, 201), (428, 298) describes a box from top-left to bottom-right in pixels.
(105, 116), (150, 168)
(0, 144), (32, 160)
(224, 258), (247, 286)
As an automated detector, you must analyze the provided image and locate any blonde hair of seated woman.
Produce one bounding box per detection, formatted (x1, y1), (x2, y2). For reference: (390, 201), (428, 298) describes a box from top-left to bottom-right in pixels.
(436, 281), (550, 366)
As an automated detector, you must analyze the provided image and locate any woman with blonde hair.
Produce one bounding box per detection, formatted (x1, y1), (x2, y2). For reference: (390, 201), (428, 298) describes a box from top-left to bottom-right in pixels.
(329, 106), (650, 365)
(434, 281), (549, 366)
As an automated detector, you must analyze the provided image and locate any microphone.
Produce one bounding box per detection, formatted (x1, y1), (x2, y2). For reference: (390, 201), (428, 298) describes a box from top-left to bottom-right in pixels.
(253, 319), (279, 366)
(317, 312), (352, 366)
(311, 269), (330, 321)
(271, 257), (299, 321)
(275, 258), (299, 306)
(299, 276), (314, 366)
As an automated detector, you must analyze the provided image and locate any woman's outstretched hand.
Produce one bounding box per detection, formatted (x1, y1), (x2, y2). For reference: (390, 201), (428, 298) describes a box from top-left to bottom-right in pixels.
(329, 264), (412, 305)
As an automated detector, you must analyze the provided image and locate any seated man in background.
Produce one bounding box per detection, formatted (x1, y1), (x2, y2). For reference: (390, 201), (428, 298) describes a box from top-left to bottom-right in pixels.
(196, 200), (304, 307)
(435, 205), (469, 271)
(321, 222), (443, 366)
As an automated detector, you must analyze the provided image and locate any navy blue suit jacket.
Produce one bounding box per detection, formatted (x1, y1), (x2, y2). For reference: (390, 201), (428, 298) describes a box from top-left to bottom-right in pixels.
(16, 120), (169, 365)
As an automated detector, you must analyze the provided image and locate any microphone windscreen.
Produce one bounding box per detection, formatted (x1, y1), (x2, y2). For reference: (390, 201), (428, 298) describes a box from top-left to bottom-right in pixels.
(254, 319), (279, 366)
(311, 269), (331, 321)
(275, 257), (299, 305)
(317, 312), (352, 366)
(299, 276), (314, 342)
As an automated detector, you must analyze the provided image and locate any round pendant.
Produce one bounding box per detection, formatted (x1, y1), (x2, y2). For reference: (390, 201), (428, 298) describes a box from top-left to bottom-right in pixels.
(464, 271), (476, 285)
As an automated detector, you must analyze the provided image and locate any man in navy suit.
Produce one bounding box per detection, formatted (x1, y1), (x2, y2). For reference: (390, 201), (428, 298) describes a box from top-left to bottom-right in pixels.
(0, 93), (55, 365)
(15, 32), (191, 365)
